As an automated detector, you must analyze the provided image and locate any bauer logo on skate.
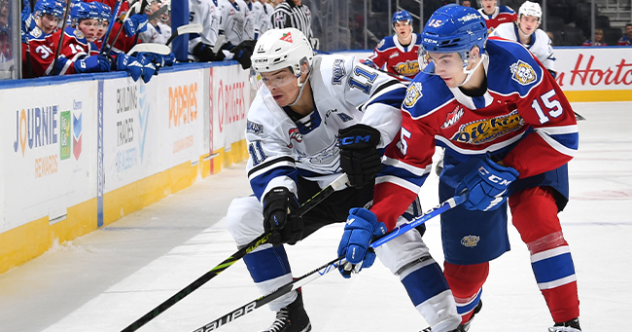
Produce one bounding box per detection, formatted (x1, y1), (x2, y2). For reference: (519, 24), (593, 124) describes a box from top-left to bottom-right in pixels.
(510, 60), (537, 86)
(394, 60), (419, 76)
(461, 235), (480, 247)
(451, 110), (524, 145)
(404, 82), (423, 107)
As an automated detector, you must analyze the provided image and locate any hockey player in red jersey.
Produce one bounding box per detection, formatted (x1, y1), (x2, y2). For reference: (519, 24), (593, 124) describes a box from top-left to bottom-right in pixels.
(92, 2), (112, 52)
(50, 2), (99, 63)
(364, 10), (422, 82)
(22, 0), (110, 77)
(477, 0), (517, 33)
(338, 5), (582, 332)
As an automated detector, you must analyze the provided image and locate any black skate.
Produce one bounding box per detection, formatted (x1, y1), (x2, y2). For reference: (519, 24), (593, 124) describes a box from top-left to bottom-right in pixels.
(420, 300), (482, 332)
(259, 291), (311, 332)
(548, 318), (581, 332)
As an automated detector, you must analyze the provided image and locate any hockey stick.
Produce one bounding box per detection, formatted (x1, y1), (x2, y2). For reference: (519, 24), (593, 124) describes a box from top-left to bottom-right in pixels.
(192, 193), (468, 332)
(49, 0), (72, 76)
(131, 0), (149, 46)
(165, 23), (203, 46)
(212, 35), (226, 56)
(99, 0), (124, 54)
(119, 173), (349, 332)
(147, 3), (168, 21)
(104, 0), (143, 57)
(127, 43), (171, 56)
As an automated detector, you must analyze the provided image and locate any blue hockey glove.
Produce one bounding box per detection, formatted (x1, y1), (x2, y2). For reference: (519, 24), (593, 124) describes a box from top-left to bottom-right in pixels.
(338, 124), (382, 188)
(138, 54), (156, 83)
(75, 55), (111, 73)
(116, 53), (143, 81)
(263, 187), (302, 247)
(455, 156), (519, 211)
(123, 13), (149, 37)
(164, 53), (176, 66)
(337, 208), (386, 279)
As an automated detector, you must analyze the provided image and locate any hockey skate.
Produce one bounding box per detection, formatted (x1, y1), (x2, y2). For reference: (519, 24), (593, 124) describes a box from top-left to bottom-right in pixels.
(259, 291), (311, 332)
(420, 300), (482, 332)
(548, 318), (581, 332)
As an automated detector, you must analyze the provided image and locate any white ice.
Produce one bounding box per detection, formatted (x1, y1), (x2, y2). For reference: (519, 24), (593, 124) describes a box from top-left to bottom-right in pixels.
(0, 102), (630, 332)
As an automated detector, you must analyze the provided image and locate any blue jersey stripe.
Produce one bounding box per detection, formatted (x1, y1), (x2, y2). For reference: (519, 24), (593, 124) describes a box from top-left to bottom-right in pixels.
(531, 252), (576, 284)
(251, 166), (298, 200)
(401, 262), (450, 307)
(243, 246), (291, 282)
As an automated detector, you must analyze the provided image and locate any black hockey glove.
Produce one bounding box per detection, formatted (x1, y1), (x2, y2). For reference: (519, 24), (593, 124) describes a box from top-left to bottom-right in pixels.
(263, 187), (303, 247)
(338, 124), (382, 188)
(231, 44), (252, 70)
(548, 69), (557, 79)
(193, 43), (217, 62)
(236, 39), (256, 53)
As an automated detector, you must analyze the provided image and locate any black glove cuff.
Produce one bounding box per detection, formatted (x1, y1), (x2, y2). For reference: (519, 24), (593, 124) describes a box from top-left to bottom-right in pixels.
(193, 43), (215, 62)
(338, 124), (381, 150)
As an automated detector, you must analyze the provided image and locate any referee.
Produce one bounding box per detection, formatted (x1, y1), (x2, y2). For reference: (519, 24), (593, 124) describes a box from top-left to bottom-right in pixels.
(270, 0), (318, 49)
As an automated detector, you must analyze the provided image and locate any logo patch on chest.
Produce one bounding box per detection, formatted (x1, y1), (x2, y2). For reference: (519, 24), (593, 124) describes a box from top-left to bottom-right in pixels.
(510, 60), (537, 86)
(288, 128), (303, 148)
(393, 60), (419, 76)
(461, 235), (480, 248)
(441, 106), (464, 129)
(451, 110), (524, 145)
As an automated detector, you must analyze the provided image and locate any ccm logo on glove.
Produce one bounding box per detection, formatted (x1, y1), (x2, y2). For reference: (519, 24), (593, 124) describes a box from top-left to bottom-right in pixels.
(339, 135), (372, 145)
(478, 166), (514, 186)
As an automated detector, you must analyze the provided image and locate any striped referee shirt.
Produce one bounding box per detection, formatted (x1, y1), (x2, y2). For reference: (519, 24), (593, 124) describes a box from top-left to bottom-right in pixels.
(270, 0), (313, 41)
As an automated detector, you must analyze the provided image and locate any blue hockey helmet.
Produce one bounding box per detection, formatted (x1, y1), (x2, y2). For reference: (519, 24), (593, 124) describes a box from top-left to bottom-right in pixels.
(392, 10), (413, 26)
(419, 4), (488, 73)
(94, 2), (113, 23)
(71, 2), (99, 25)
(33, 0), (65, 20)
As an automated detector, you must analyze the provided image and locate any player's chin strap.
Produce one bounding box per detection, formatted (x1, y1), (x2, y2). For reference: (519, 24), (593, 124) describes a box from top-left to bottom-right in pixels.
(517, 24), (535, 39)
(459, 53), (488, 87)
(288, 68), (312, 107)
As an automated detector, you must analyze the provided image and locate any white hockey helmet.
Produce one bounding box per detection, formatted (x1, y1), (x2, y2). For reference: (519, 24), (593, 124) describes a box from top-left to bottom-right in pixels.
(251, 28), (314, 74)
(519, 1), (542, 21)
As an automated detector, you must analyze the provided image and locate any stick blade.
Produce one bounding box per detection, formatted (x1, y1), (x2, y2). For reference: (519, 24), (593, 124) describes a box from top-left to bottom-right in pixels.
(177, 23), (203, 35)
(127, 43), (171, 56)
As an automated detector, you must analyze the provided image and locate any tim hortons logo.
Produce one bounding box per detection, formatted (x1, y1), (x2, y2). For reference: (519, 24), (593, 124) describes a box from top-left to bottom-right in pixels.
(556, 53), (632, 87)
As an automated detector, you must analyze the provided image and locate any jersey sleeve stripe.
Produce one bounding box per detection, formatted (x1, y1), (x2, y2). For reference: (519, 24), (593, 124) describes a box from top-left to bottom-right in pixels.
(382, 156), (431, 177)
(535, 130), (578, 157)
(250, 166), (298, 200)
(536, 125), (578, 135)
(375, 175), (423, 195)
(247, 156), (296, 179)
(361, 83), (407, 111)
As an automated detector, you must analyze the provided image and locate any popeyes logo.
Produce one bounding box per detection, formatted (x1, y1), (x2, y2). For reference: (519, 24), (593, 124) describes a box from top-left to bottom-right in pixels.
(556, 53), (632, 87)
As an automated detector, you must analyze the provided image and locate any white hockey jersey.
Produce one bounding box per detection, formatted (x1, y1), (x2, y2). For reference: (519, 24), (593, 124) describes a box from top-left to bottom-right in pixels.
(218, 0), (249, 46)
(243, 0), (255, 41)
(491, 22), (555, 72)
(252, 1), (273, 39)
(140, 22), (172, 44)
(246, 55), (407, 201)
(189, 0), (220, 54)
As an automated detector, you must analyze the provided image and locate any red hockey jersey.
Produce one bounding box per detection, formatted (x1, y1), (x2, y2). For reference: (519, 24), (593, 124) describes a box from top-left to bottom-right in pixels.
(478, 6), (517, 33)
(365, 33), (422, 81)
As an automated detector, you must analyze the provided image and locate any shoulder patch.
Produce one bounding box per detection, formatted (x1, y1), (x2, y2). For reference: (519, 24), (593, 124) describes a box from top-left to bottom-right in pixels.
(74, 29), (84, 39)
(403, 82), (423, 108)
(31, 27), (42, 38)
(510, 59), (537, 86)
(377, 39), (385, 48)
(247, 120), (264, 135)
(331, 59), (346, 85)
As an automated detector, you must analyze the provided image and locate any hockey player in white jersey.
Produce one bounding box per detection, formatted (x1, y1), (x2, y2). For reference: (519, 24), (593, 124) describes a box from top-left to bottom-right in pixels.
(225, 28), (461, 332)
(490, 1), (556, 77)
(243, 0), (256, 41)
(218, 0), (254, 69)
(252, 0), (273, 39)
(188, 0), (225, 61)
(140, 0), (172, 44)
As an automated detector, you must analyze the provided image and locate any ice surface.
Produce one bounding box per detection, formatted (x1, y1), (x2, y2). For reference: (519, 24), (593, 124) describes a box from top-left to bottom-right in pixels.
(0, 102), (630, 332)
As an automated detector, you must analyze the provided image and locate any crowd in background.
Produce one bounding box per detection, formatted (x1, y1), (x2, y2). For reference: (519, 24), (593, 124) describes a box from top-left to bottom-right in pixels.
(6, 0), (632, 81)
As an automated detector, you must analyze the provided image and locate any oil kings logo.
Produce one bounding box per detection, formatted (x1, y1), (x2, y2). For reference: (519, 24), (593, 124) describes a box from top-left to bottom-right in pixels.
(461, 235), (480, 248)
(510, 60), (537, 86)
(403, 82), (423, 108)
(451, 110), (524, 145)
(13, 106), (59, 156)
(441, 106), (464, 129)
(394, 60), (419, 76)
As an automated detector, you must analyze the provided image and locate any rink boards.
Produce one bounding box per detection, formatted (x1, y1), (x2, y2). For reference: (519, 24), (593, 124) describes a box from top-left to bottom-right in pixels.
(1, 46), (631, 275)
(0, 62), (250, 274)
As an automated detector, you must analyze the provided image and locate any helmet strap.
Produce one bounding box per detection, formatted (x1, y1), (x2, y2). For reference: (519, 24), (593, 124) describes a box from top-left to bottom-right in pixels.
(288, 68), (312, 107)
(459, 53), (487, 87)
